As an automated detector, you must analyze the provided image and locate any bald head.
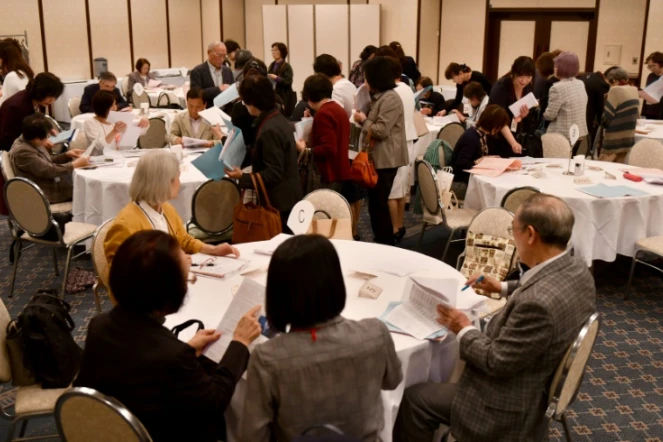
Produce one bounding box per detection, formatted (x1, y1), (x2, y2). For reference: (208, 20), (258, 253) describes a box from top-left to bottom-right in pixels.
(207, 41), (227, 68)
(516, 194), (574, 249)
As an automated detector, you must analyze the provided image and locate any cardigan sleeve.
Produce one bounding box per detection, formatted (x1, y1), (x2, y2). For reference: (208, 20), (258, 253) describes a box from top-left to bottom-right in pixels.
(165, 204), (204, 254)
(12, 146), (73, 178)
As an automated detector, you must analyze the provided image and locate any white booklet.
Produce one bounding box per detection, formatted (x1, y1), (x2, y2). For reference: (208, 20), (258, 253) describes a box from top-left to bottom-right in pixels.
(190, 254), (250, 279)
(294, 117), (313, 142)
(198, 107), (226, 127)
(202, 278), (268, 363)
(254, 233), (293, 256)
(508, 92), (539, 117)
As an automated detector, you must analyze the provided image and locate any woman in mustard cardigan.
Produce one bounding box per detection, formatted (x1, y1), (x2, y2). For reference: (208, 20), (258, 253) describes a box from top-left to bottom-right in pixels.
(104, 150), (239, 265)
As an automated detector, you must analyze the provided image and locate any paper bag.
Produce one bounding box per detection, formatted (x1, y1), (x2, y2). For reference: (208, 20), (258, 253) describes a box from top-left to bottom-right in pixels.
(307, 218), (353, 240)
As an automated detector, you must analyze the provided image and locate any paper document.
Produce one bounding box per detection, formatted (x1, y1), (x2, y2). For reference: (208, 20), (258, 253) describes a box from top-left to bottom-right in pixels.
(577, 183), (650, 198)
(508, 92), (538, 117)
(198, 107), (226, 127)
(147, 79), (162, 88)
(432, 114), (460, 126)
(190, 254), (250, 279)
(294, 118), (313, 141)
(379, 302), (447, 340)
(213, 83), (240, 108)
(254, 233), (293, 256)
(108, 111), (141, 148)
(466, 157), (522, 178)
(643, 77), (663, 103)
(182, 137), (210, 148)
(191, 142), (225, 180)
(355, 84), (371, 114)
(202, 278), (267, 363)
(414, 86), (432, 102)
(218, 128), (246, 169)
(82, 136), (101, 158)
(49, 129), (78, 144)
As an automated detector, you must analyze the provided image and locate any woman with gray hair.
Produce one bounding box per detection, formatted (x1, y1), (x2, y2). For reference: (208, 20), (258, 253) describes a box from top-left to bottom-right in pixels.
(104, 149), (239, 268)
(598, 67), (639, 163)
(543, 52), (588, 142)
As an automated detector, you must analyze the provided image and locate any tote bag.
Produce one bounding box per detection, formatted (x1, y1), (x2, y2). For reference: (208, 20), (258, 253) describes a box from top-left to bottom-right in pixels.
(232, 173), (282, 244)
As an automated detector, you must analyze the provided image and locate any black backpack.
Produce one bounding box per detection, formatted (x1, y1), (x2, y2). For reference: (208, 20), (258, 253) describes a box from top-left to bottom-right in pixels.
(7, 290), (82, 388)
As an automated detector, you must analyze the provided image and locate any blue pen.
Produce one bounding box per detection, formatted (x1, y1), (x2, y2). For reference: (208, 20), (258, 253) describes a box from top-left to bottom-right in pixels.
(461, 275), (484, 291)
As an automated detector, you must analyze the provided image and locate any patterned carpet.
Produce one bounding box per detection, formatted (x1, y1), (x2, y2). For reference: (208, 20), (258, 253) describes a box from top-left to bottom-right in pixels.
(0, 205), (661, 441)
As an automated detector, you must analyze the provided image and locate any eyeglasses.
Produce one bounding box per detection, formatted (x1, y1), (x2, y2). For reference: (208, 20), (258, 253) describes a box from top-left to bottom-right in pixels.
(211, 51), (227, 58)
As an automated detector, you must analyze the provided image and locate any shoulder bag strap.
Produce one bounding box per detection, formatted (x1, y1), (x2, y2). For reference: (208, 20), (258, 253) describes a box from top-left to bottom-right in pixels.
(254, 173), (273, 207)
(248, 173), (261, 206)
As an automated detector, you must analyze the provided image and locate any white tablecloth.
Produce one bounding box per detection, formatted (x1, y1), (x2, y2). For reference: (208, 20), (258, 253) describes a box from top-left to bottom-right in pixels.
(635, 120), (663, 142)
(70, 109), (179, 133)
(464, 158), (663, 265)
(164, 239), (468, 441)
(72, 153), (206, 226)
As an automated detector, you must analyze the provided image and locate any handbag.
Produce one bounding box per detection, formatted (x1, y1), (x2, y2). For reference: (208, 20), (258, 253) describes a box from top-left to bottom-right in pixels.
(350, 129), (378, 188)
(516, 132), (543, 158)
(232, 173), (282, 244)
(298, 148), (322, 195)
(307, 210), (353, 240)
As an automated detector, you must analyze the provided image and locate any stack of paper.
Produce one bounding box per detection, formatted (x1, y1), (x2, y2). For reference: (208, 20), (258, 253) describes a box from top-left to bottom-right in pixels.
(643, 77), (663, 103)
(466, 157), (522, 177)
(190, 254), (250, 279)
(432, 114), (460, 126)
(49, 129), (78, 144)
(254, 233), (293, 256)
(508, 92), (538, 116)
(182, 137), (210, 148)
(213, 83), (240, 108)
(147, 79), (162, 88)
(577, 183), (650, 198)
(219, 128), (246, 169)
(294, 118), (313, 142)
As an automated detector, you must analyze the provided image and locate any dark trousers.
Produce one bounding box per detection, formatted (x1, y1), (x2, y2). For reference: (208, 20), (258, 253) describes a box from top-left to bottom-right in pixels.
(393, 382), (456, 442)
(367, 168), (397, 245)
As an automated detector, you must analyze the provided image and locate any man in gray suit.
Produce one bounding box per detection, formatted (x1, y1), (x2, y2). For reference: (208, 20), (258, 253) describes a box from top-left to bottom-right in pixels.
(189, 41), (234, 108)
(394, 194), (596, 442)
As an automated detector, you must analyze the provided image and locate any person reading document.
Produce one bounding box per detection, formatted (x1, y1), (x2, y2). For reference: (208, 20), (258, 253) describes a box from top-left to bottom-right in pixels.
(168, 87), (224, 147)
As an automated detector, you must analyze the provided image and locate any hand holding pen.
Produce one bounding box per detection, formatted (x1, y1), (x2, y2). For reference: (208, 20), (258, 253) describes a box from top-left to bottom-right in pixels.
(462, 274), (502, 295)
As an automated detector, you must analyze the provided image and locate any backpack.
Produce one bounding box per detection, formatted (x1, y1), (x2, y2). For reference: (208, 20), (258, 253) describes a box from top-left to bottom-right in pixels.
(6, 290), (82, 388)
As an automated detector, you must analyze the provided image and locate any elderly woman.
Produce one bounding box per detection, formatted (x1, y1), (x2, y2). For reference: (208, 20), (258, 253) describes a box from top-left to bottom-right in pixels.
(268, 42), (295, 116)
(127, 58), (158, 92)
(543, 52), (588, 142)
(104, 149), (239, 264)
(77, 230), (261, 442)
(598, 67), (639, 163)
(353, 56), (409, 245)
(83, 90), (149, 156)
(240, 235), (402, 441)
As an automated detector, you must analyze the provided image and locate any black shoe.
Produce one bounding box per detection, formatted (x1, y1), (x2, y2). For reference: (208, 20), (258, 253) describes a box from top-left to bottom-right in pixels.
(394, 227), (406, 243)
(353, 234), (361, 241)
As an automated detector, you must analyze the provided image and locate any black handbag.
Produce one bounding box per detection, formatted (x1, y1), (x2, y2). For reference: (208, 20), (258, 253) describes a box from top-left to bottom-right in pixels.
(516, 132), (543, 158)
(298, 148), (323, 195)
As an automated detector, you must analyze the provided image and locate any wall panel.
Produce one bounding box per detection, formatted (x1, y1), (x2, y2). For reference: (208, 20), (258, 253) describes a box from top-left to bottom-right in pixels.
(262, 5), (288, 66)
(418, 0), (441, 83)
(88, 0), (132, 75)
(0, 0), (44, 74)
(369, 0), (418, 57)
(201, 0), (221, 58)
(350, 4), (381, 69)
(490, 0), (596, 6)
(316, 5), (349, 77)
(594, 0), (647, 75)
(287, 5), (314, 97)
(131, 0), (169, 69)
(42, 0), (90, 80)
(641, 0), (663, 87)
(223, 0), (246, 48)
(246, 0), (275, 60)
(168, 0), (203, 68)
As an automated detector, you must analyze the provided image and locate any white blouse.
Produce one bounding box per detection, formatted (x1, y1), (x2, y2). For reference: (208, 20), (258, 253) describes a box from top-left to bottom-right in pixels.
(83, 116), (149, 157)
(0, 70), (30, 105)
(137, 201), (169, 233)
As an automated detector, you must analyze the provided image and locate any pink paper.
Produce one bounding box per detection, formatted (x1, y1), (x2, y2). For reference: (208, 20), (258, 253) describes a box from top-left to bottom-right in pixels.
(466, 157), (522, 177)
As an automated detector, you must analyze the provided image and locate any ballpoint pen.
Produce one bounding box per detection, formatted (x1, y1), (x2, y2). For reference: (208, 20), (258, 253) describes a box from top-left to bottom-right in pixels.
(461, 275), (484, 291)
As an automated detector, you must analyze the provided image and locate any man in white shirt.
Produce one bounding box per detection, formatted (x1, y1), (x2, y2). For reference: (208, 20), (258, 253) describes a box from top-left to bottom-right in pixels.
(313, 54), (356, 118)
(168, 87), (223, 147)
(394, 194), (596, 442)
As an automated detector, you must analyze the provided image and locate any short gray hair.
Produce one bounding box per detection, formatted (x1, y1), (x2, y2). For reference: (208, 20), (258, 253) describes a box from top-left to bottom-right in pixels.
(516, 194), (574, 249)
(208, 41), (226, 52)
(129, 150), (180, 206)
(606, 67), (629, 84)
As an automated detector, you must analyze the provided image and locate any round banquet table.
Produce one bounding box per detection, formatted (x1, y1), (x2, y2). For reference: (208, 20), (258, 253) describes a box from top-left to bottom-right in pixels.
(70, 108), (179, 133)
(635, 119), (663, 143)
(164, 239), (471, 442)
(72, 153), (206, 226)
(464, 158), (663, 265)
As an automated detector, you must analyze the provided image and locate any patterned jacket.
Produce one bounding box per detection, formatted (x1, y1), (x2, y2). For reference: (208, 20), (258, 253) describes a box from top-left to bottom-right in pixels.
(544, 78), (589, 142)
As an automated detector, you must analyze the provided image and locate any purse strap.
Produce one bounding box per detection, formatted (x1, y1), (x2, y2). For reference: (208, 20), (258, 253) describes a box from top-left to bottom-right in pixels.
(248, 173), (261, 206)
(254, 173), (273, 207)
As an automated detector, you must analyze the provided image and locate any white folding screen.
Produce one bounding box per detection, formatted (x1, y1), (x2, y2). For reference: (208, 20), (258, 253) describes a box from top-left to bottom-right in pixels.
(350, 5), (381, 68)
(262, 5), (288, 67)
(288, 5), (315, 96)
(315, 5), (350, 78)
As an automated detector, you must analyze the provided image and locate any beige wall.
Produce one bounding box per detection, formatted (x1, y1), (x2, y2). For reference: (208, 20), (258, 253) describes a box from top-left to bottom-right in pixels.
(168, 0), (203, 69)
(490, 0), (595, 7)
(369, 0), (418, 57)
(201, 0), (221, 58)
(88, 0), (132, 76)
(418, 0), (441, 83)
(641, 0), (663, 87)
(0, 0), (44, 74)
(42, 0), (90, 81)
(593, 0), (647, 75)
(245, 0), (275, 60)
(131, 0), (169, 69)
(223, 0), (246, 48)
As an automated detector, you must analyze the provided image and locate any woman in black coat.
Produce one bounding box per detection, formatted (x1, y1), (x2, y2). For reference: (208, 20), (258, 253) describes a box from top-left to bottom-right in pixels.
(268, 42), (295, 117)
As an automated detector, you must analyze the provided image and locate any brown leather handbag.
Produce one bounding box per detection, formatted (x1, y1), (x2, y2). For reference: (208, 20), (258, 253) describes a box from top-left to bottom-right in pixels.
(232, 173), (282, 244)
(350, 128), (378, 188)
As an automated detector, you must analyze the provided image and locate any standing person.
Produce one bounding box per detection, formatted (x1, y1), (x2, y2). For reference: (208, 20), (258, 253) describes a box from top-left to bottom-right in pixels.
(349, 45), (377, 88)
(598, 67), (639, 163)
(127, 58), (157, 92)
(190, 41), (234, 108)
(439, 63), (492, 117)
(579, 70), (610, 144)
(225, 75), (303, 229)
(416, 77), (446, 116)
(353, 56), (408, 245)
(641, 51), (663, 120)
(268, 42), (296, 117)
(79, 71), (130, 114)
(223, 39), (241, 69)
(233, 49), (253, 82)
(543, 52), (588, 142)
(389, 41), (420, 84)
(313, 54), (357, 118)
(535, 51), (562, 116)
(0, 39), (33, 105)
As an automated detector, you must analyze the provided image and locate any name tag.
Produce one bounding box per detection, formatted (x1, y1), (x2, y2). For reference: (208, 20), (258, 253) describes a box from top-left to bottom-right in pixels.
(510, 119), (518, 133)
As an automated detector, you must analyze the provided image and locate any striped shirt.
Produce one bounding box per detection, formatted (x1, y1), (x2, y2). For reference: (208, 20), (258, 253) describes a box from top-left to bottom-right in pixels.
(601, 85), (639, 153)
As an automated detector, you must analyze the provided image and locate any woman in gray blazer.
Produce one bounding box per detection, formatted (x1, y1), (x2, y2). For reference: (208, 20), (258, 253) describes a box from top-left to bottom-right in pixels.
(240, 235), (403, 441)
(543, 52), (588, 143)
(353, 56), (409, 245)
(127, 58), (157, 92)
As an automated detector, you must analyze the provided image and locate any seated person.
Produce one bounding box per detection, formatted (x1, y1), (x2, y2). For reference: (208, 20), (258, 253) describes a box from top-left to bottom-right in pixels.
(240, 235), (402, 440)
(168, 86), (223, 146)
(127, 58), (158, 92)
(75, 230), (261, 442)
(416, 77), (445, 116)
(83, 90), (149, 156)
(453, 81), (489, 128)
(450, 104), (509, 199)
(79, 71), (130, 114)
(394, 193), (596, 442)
(104, 149), (239, 266)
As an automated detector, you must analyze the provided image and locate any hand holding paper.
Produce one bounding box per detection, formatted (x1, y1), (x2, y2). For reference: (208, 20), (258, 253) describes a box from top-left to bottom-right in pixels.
(508, 92), (538, 118)
(213, 83), (240, 108)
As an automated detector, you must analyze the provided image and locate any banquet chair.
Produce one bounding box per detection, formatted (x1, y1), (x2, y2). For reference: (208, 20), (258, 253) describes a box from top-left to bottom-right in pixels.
(68, 97), (82, 118)
(304, 189), (353, 240)
(120, 77), (131, 98)
(545, 313), (600, 442)
(131, 91), (150, 109)
(156, 91), (182, 109)
(91, 218), (115, 311)
(416, 159), (477, 261)
(626, 235), (663, 299)
(627, 139), (663, 169)
(542, 133), (571, 159)
(55, 387), (152, 442)
(1, 151), (16, 182)
(4, 177), (97, 298)
(0, 296), (68, 442)
(138, 118), (167, 149)
(437, 123), (465, 149)
(187, 179), (239, 244)
(500, 186), (541, 214)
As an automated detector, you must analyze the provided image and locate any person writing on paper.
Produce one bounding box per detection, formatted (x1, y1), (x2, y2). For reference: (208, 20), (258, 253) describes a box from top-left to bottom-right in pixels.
(79, 71), (130, 114)
(454, 81), (489, 128)
(488, 56), (537, 157)
(416, 77), (446, 116)
(438, 63), (492, 117)
(641, 52), (663, 120)
(83, 90), (149, 156)
(394, 194), (596, 442)
(598, 67), (639, 163)
(268, 42), (296, 117)
(225, 75), (302, 229)
(77, 230), (261, 442)
(543, 52), (588, 143)
(190, 41), (234, 108)
(104, 150), (240, 266)
(127, 58), (158, 92)
(0, 39), (34, 105)
(313, 54), (357, 118)
(169, 87), (223, 147)
(353, 56), (409, 246)
(450, 105), (510, 199)
(241, 235), (402, 440)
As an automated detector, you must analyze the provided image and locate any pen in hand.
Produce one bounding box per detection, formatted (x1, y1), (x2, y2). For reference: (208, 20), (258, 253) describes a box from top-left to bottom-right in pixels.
(461, 275), (484, 291)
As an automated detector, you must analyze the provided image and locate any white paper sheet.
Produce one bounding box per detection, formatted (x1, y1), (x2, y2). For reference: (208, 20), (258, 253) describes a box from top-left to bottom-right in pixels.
(202, 278), (266, 363)
(49, 129), (78, 144)
(355, 84), (371, 114)
(107, 111), (141, 147)
(432, 114), (460, 126)
(182, 137), (209, 148)
(190, 254), (250, 279)
(294, 118), (313, 141)
(508, 92), (538, 117)
(147, 79), (162, 88)
(643, 77), (663, 103)
(82, 136), (101, 158)
(254, 233), (293, 256)
(384, 279), (448, 340)
(199, 107), (226, 127)
(213, 83), (240, 108)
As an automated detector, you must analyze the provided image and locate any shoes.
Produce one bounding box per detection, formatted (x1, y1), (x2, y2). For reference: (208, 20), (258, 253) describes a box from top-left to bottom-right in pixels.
(353, 234), (361, 241)
(394, 227), (406, 243)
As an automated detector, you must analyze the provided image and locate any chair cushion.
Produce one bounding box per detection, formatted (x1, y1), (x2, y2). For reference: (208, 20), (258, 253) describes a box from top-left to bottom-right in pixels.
(21, 222), (96, 246)
(636, 236), (663, 256)
(15, 385), (69, 414)
(51, 202), (73, 213)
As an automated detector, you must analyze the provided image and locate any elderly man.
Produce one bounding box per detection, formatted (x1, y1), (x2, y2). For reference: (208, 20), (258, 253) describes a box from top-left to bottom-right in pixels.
(394, 194), (596, 442)
(190, 41), (234, 108)
(79, 71), (130, 114)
